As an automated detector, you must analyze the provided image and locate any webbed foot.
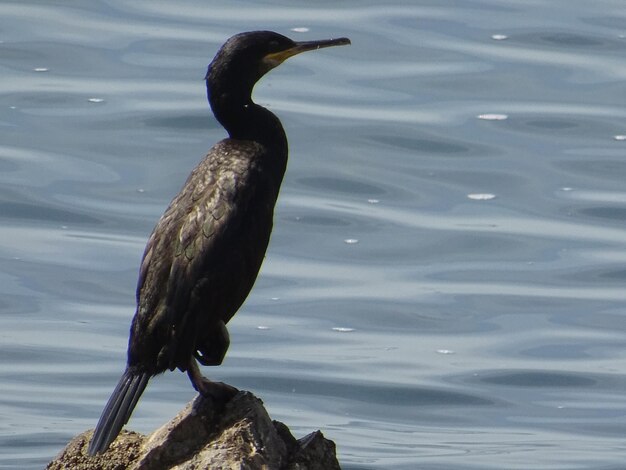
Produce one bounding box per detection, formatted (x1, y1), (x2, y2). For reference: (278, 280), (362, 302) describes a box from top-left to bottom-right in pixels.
(187, 358), (238, 401)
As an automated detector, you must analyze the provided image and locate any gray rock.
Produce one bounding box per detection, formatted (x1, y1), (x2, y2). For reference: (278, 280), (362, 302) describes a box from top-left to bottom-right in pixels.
(47, 391), (341, 470)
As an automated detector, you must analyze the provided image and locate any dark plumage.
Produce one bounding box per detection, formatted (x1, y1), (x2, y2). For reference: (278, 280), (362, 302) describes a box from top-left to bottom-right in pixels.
(88, 30), (350, 455)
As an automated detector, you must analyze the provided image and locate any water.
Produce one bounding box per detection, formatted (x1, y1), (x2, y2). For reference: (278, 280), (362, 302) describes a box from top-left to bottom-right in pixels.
(1, 1), (626, 468)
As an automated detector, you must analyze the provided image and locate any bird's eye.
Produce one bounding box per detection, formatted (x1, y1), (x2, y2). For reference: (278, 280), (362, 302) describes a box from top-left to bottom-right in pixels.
(268, 40), (279, 51)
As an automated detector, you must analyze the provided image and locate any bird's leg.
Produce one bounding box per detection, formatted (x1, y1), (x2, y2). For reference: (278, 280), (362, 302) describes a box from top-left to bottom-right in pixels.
(187, 358), (238, 401)
(194, 320), (230, 366)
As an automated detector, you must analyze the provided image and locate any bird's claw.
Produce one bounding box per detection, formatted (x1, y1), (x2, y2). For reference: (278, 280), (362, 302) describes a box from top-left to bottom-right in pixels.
(194, 377), (238, 401)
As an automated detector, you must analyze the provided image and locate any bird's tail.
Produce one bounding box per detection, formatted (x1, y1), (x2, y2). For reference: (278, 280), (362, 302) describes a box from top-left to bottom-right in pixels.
(88, 368), (150, 455)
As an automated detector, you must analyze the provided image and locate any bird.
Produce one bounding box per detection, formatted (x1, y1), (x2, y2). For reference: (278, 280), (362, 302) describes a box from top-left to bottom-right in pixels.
(87, 31), (350, 455)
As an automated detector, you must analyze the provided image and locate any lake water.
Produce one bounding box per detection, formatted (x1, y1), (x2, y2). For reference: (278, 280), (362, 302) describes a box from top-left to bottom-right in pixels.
(1, 1), (626, 469)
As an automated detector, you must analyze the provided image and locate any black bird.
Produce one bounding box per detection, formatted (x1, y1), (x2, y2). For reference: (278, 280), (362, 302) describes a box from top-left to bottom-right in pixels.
(88, 31), (350, 455)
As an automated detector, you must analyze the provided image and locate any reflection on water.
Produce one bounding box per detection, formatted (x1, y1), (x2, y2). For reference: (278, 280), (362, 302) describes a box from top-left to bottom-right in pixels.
(1, 1), (626, 469)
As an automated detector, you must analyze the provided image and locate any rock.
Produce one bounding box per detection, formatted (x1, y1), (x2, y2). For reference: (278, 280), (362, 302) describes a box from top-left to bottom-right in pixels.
(47, 391), (341, 470)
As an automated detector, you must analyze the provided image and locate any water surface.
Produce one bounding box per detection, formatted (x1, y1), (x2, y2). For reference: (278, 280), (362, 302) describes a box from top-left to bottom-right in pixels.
(1, 1), (626, 469)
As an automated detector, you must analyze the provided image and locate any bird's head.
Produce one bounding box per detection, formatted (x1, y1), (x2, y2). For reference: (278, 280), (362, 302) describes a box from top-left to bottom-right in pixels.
(206, 30), (350, 100)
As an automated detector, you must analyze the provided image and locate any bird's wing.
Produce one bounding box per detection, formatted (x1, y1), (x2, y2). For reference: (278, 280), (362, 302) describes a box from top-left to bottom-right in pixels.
(167, 160), (244, 314)
(134, 141), (266, 369)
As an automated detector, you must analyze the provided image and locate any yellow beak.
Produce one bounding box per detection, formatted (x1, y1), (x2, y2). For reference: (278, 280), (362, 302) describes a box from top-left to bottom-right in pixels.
(264, 37), (351, 67)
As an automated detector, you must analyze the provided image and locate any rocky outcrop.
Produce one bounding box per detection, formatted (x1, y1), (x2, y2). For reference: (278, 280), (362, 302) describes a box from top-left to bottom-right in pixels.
(47, 391), (340, 470)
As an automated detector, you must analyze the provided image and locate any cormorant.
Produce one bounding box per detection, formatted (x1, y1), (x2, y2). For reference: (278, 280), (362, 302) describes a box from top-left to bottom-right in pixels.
(88, 31), (350, 455)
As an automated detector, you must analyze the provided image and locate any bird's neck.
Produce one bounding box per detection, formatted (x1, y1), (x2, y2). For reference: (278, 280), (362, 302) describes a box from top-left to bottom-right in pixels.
(208, 83), (288, 155)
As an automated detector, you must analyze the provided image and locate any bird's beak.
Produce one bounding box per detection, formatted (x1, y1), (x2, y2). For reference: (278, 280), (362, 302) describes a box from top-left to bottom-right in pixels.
(264, 37), (351, 67)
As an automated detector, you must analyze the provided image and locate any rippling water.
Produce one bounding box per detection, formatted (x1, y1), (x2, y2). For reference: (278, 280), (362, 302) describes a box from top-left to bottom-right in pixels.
(2, 1), (626, 469)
